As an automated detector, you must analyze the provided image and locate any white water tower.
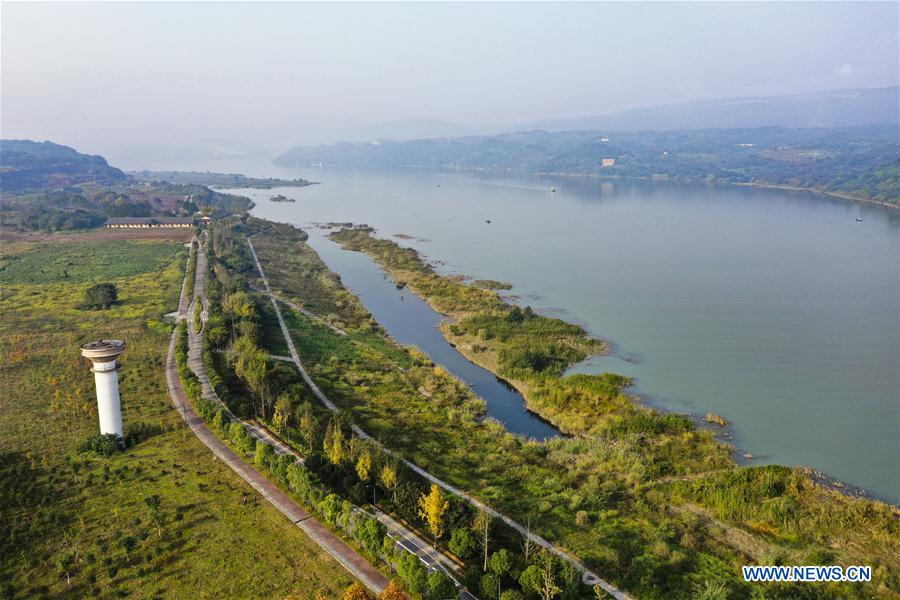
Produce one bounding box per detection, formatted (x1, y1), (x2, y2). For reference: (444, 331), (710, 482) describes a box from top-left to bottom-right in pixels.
(80, 339), (126, 438)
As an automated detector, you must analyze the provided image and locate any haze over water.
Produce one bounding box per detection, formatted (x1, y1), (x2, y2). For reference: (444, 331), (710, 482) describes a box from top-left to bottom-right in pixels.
(215, 165), (899, 503)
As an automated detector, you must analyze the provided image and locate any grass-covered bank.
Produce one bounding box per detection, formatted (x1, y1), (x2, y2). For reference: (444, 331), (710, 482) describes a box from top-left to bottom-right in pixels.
(318, 225), (899, 599)
(0, 233), (353, 599)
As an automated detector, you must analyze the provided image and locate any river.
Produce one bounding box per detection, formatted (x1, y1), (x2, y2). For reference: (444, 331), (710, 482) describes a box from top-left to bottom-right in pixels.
(168, 161), (898, 503)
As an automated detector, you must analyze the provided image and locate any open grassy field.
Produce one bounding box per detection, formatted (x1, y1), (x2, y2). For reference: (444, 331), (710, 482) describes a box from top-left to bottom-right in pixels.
(242, 221), (898, 600)
(0, 232), (354, 599)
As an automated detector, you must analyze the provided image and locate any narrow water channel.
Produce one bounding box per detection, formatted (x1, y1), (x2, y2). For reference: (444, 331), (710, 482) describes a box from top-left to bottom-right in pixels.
(305, 228), (560, 441)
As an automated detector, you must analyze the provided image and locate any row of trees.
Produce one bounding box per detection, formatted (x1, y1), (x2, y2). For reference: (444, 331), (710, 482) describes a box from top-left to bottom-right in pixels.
(200, 222), (607, 599)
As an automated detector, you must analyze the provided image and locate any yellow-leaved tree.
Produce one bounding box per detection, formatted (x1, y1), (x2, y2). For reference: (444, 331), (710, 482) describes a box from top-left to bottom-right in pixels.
(356, 450), (373, 482)
(418, 483), (449, 540)
(342, 582), (373, 600)
(380, 464), (398, 502)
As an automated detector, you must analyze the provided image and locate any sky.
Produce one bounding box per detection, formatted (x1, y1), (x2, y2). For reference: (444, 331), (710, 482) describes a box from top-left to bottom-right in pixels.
(2, 1), (898, 158)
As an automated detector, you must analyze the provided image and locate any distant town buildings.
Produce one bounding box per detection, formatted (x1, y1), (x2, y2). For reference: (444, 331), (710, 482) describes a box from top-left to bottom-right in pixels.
(601, 158), (616, 167)
(105, 217), (195, 229)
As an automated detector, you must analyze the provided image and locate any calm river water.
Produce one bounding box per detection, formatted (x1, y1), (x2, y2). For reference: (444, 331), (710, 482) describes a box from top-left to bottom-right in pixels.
(186, 162), (899, 503)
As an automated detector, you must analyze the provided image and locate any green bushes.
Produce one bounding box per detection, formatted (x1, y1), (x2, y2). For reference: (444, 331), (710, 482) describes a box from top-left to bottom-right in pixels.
(82, 282), (118, 310)
(80, 434), (122, 457)
(184, 240), (197, 304)
(448, 527), (477, 559)
(226, 220), (900, 599)
(192, 300), (202, 334)
(228, 422), (255, 456)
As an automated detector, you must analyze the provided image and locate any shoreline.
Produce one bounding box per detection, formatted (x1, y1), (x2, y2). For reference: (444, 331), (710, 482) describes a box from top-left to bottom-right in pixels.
(325, 224), (898, 508)
(274, 161), (899, 209)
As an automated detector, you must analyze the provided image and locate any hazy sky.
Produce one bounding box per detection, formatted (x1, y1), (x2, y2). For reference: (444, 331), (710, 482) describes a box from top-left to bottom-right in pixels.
(2, 1), (898, 156)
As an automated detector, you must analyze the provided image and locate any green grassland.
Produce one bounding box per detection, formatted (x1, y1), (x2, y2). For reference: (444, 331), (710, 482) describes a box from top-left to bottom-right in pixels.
(0, 235), (353, 599)
(236, 222), (897, 599)
(0, 240), (183, 285)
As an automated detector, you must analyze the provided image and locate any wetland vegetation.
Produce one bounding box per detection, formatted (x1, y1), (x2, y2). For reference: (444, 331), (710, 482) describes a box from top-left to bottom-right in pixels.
(202, 218), (898, 599)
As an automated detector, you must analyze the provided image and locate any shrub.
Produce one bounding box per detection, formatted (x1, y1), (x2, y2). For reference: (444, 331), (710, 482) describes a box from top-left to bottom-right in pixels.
(80, 433), (122, 457)
(83, 282), (118, 309)
(575, 510), (590, 527)
(448, 527), (477, 559)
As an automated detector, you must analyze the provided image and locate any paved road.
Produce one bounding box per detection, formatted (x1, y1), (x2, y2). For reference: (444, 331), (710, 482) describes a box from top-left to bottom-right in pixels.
(247, 231), (631, 599)
(168, 235), (390, 594)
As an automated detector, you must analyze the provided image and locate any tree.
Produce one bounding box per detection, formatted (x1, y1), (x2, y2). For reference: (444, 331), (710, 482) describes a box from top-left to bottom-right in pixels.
(418, 484), (449, 541)
(501, 592), (524, 600)
(448, 527), (477, 559)
(537, 550), (561, 600)
(396, 551), (428, 595)
(342, 582), (373, 600)
(223, 290), (254, 321)
(426, 570), (456, 600)
(522, 516), (537, 564)
(378, 581), (408, 600)
(254, 439), (274, 470)
(83, 282), (118, 309)
(144, 494), (165, 538)
(519, 565), (542, 596)
(356, 516), (387, 560)
(299, 402), (317, 452)
(356, 450), (373, 482)
(321, 493), (342, 526)
(380, 463), (399, 502)
(480, 573), (500, 599)
(273, 393), (293, 430)
(490, 549), (512, 578)
(232, 334), (270, 417)
(473, 508), (492, 571)
(325, 415), (346, 465)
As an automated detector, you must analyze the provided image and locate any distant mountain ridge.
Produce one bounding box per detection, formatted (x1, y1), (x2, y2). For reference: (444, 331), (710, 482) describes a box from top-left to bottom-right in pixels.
(0, 139), (127, 192)
(518, 86), (899, 133)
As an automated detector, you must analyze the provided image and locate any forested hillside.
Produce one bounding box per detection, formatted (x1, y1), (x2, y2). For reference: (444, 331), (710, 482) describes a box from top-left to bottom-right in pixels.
(0, 140), (127, 192)
(276, 125), (899, 204)
(0, 140), (254, 232)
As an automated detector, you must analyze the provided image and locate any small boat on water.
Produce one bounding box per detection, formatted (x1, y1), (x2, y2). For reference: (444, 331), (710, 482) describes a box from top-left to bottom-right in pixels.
(486, 219), (492, 224)
(856, 217), (863, 222)
(550, 187), (556, 193)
